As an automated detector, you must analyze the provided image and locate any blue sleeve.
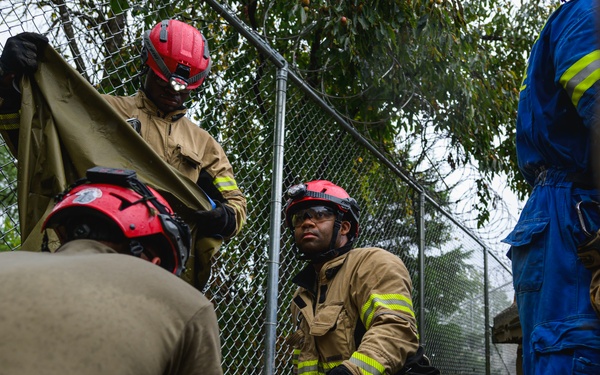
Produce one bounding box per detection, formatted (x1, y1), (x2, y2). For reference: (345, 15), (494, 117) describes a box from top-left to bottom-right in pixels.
(553, 3), (600, 128)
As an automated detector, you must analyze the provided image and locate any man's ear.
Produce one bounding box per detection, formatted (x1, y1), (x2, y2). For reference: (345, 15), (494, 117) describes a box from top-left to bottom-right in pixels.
(339, 221), (351, 236)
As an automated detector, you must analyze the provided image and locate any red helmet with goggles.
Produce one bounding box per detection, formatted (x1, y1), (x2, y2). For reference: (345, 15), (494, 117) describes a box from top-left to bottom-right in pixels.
(285, 180), (360, 240)
(142, 19), (212, 91)
(42, 167), (191, 276)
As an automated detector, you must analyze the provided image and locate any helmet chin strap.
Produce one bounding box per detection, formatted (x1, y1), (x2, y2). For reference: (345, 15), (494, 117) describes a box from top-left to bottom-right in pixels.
(301, 242), (354, 265)
(296, 211), (354, 264)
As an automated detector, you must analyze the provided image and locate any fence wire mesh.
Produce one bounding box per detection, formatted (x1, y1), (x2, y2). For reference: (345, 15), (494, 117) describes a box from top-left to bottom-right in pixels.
(1, 1), (518, 374)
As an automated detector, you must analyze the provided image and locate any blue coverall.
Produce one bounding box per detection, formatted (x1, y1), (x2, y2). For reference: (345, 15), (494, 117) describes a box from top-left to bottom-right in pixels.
(502, 0), (600, 373)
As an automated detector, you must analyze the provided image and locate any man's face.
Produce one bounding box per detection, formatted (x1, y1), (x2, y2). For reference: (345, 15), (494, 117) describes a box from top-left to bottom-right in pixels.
(143, 69), (191, 113)
(292, 205), (337, 255)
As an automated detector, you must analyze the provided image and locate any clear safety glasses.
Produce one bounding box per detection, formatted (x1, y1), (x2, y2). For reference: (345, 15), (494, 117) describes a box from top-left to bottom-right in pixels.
(290, 206), (335, 227)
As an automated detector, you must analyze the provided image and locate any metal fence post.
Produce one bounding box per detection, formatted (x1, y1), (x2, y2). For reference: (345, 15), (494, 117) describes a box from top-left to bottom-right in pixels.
(484, 247), (491, 375)
(419, 191), (426, 343)
(262, 64), (289, 375)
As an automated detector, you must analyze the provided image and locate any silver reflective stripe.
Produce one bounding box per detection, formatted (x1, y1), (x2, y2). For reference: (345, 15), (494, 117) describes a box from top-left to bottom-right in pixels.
(296, 361), (321, 375)
(350, 356), (383, 375)
(560, 50), (600, 108)
(362, 294), (414, 328)
(215, 176), (239, 191)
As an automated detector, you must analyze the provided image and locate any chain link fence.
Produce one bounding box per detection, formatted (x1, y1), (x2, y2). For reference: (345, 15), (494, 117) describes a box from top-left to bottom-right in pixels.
(0, 1), (518, 373)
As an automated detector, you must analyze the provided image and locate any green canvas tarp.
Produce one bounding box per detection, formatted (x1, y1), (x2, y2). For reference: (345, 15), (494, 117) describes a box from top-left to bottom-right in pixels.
(14, 46), (220, 288)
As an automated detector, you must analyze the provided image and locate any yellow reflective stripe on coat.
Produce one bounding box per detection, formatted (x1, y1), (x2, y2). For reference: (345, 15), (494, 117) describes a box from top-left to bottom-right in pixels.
(361, 293), (414, 329)
(349, 352), (386, 375)
(296, 359), (322, 375)
(559, 50), (600, 108)
(293, 349), (300, 375)
(0, 112), (20, 130)
(323, 361), (343, 371)
(292, 356), (342, 375)
(295, 359), (342, 374)
(214, 176), (238, 192)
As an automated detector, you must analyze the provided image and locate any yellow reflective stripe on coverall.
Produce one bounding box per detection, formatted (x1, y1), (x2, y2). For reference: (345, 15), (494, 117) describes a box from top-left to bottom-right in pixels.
(361, 293), (415, 329)
(559, 49), (600, 108)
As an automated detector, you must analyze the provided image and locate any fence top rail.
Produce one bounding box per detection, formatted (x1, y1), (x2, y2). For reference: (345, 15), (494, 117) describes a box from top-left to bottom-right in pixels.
(203, 0), (504, 267)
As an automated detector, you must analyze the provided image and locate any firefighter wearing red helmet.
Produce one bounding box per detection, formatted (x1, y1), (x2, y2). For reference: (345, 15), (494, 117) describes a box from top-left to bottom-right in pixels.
(0, 167), (223, 375)
(0, 21), (247, 289)
(42, 166), (191, 276)
(142, 19), (211, 91)
(102, 19), (246, 244)
(284, 180), (432, 375)
(285, 180), (360, 263)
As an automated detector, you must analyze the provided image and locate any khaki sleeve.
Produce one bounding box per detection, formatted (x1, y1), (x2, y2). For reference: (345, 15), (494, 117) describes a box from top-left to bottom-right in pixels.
(171, 304), (223, 375)
(202, 135), (247, 238)
(344, 249), (419, 374)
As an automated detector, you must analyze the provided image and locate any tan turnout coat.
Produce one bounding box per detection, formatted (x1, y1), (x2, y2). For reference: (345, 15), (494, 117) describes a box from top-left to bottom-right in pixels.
(289, 247), (419, 375)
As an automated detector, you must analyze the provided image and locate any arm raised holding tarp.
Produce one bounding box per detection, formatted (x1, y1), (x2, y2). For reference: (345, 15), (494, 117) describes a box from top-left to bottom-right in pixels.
(0, 25), (247, 290)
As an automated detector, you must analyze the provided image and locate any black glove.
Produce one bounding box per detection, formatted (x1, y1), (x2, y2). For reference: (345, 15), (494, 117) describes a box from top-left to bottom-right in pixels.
(327, 365), (352, 375)
(193, 200), (236, 237)
(0, 32), (48, 76)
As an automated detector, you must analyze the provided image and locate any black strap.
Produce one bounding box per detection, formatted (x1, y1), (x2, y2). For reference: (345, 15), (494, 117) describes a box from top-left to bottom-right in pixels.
(293, 295), (307, 309)
(395, 346), (440, 375)
(566, 172), (596, 190)
(535, 168), (595, 190)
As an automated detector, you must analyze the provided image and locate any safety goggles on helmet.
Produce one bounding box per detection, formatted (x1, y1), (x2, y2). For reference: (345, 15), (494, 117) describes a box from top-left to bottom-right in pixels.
(285, 180), (360, 264)
(286, 183), (357, 213)
(290, 206), (336, 228)
(285, 180), (360, 240)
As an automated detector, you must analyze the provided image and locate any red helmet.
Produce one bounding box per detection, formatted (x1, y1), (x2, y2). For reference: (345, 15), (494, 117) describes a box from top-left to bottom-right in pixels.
(142, 19), (211, 91)
(42, 167), (191, 276)
(285, 180), (360, 240)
